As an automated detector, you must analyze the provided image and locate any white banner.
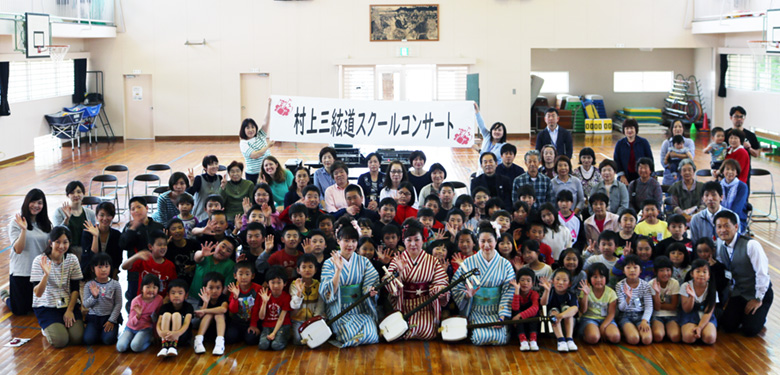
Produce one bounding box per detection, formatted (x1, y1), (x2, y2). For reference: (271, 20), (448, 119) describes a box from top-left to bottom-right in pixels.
(268, 95), (476, 147)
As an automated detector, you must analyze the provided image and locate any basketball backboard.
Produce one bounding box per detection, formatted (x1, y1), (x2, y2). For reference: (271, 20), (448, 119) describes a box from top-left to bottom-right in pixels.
(24, 13), (51, 58)
(767, 8), (780, 54)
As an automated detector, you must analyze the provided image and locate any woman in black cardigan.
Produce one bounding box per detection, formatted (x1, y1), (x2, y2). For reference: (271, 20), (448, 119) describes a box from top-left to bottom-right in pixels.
(613, 119), (654, 185)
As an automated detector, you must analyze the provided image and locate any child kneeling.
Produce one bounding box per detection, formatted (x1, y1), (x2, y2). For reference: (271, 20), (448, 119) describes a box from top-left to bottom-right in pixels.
(117, 274), (163, 353)
(578, 263), (620, 344)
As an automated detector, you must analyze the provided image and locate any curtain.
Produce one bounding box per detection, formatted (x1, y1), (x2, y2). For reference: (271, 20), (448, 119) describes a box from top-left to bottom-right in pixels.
(718, 54), (727, 98)
(73, 58), (87, 104)
(0, 62), (9, 116)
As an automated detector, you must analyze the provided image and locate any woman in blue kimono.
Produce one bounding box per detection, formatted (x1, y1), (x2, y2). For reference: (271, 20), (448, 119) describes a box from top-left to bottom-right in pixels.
(319, 225), (381, 348)
(452, 221), (515, 345)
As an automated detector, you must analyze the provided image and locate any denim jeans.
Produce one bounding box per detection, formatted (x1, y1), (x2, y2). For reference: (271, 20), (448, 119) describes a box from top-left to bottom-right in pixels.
(258, 325), (291, 351)
(83, 314), (118, 345)
(116, 327), (153, 353)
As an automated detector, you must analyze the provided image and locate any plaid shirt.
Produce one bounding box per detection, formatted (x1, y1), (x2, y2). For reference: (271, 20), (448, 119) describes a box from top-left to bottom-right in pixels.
(512, 173), (554, 211)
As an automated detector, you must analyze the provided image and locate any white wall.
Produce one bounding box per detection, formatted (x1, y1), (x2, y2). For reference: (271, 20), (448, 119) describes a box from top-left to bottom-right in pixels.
(531, 48), (696, 117)
(83, 0), (718, 140)
(0, 36), (87, 161)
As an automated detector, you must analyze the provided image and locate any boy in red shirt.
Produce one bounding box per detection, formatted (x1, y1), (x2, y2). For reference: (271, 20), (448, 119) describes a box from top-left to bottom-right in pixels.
(267, 225), (302, 281)
(258, 265), (292, 351)
(512, 268), (541, 352)
(122, 230), (177, 296)
(226, 261), (262, 345)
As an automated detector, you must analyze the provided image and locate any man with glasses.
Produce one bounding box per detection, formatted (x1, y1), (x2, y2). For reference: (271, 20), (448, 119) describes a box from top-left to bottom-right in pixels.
(471, 152), (513, 211)
(725, 106), (760, 188)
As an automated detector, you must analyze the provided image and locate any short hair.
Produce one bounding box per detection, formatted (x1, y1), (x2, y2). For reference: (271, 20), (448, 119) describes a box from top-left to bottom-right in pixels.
(401, 218), (426, 239)
(490, 209), (511, 221)
(424, 194), (441, 207)
(234, 260), (255, 274)
(65, 180), (85, 195)
(142, 274), (161, 289)
(227, 160), (244, 173)
(721, 158), (742, 176)
(176, 193), (194, 206)
(641, 199), (660, 211)
(472, 186), (490, 199)
(379, 197), (398, 210)
(297, 253), (318, 269)
(281, 224), (301, 237)
(666, 243), (691, 268)
(516, 267), (535, 281)
(265, 265), (287, 283)
(129, 196), (147, 208)
(556, 190), (573, 203)
(653, 255), (674, 272)
(239, 118), (258, 140)
(545, 107), (559, 115)
(728, 128), (745, 144)
(622, 118), (639, 133)
(330, 160), (348, 175)
(289, 203), (308, 217)
(667, 214), (687, 226)
(96, 201), (116, 217)
(622, 254), (642, 269)
(729, 106), (746, 117)
(485, 197), (505, 212)
(554, 155), (572, 174)
(202, 155), (219, 168)
(203, 271), (225, 287)
(440, 182), (455, 192)
(480, 152), (497, 164)
(636, 157), (653, 171)
(245, 221), (265, 235)
(88, 252), (113, 280)
(679, 158), (696, 172)
(365, 152), (382, 164)
(166, 218), (183, 229)
(428, 163), (447, 179)
(417, 207), (435, 219)
(578, 147), (596, 165)
(517, 184), (535, 198)
(307, 228), (326, 240)
(316, 214), (334, 226)
(619, 208), (638, 221)
(524, 149), (541, 162)
(220, 236), (239, 252)
(381, 224), (401, 237)
(446, 208), (466, 222)
(587, 263), (609, 280)
(500, 143), (517, 156)
(521, 239), (540, 253)
(711, 126), (725, 136)
(702, 180), (723, 197)
(168, 279), (189, 293)
(409, 150), (427, 163)
(589, 192), (609, 206)
(552, 267), (573, 282)
(337, 185), (360, 200)
(319, 146), (337, 162)
(597, 230), (618, 245)
(205, 194), (224, 209)
(513, 200), (530, 213)
(427, 238), (455, 258)
(714, 210), (739, 225)
(671, 135), (685, 145)
(598, 159), (618, 173)
(302, 185), (321, 198)
(210, 209), (227, 220)
(338, 224), (361, 241)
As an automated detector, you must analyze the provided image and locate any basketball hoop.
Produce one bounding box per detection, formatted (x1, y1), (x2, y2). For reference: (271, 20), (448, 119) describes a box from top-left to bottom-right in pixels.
(36, 45), (70, 63)
(747, 40), (780, 59)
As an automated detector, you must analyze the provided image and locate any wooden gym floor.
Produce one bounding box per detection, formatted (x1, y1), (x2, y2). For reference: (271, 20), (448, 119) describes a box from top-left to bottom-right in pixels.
(0, 133), (779, 375)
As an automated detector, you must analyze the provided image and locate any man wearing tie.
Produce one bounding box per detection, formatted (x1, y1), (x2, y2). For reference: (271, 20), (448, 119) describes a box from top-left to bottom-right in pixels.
(715, 210), (773, 337)
(535, 108), (573, 159)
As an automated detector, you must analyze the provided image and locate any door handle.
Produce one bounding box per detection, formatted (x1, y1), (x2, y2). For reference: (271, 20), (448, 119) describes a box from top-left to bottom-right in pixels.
(242, 106), (246, 110)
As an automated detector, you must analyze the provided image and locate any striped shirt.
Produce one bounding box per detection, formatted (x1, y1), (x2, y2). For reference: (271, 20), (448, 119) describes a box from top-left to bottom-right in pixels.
(512, 173), (554, 211)
(616, 278), (653, 322)
(82, 279), (123, 323)
(30, 254), (83, 308)
(240, 129), (269, 174)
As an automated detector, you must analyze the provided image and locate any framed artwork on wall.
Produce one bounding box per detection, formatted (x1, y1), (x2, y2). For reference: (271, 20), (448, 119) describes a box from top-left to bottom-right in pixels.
(370, 4), (439, 42)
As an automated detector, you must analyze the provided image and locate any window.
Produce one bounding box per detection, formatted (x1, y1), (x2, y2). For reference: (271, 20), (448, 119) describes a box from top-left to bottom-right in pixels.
(726, 54), (780, 92)
(530, 71), (569, 93)
(8, 59), (74, 103)
(613, 71), (673, 92)
(341, 64), (468, 101)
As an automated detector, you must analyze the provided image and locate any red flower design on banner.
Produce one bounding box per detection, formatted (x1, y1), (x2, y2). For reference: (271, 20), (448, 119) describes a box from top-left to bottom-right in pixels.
(275, 99), (292, 116)
(454, 127), (471, 145)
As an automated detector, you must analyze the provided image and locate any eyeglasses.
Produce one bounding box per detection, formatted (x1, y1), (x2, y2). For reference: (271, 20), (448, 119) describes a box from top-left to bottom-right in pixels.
(390, 170), (403, 174)
(398, 191), (411, 196)
(732, 115), (745, 119)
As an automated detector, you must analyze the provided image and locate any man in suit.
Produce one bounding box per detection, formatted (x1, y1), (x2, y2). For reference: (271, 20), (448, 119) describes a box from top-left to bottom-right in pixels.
(535, 108), (573, 159)
(471, 152), (514, 211)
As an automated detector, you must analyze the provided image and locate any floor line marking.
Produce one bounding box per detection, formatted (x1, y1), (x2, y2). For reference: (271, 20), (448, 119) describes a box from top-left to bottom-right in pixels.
(617, 344), (667, 375)
(202, 345), (248, 375)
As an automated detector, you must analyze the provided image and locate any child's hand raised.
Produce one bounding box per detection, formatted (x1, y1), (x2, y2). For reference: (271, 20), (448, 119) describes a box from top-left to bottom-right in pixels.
(264, 234), (275, 252)
(132, 302), (143, 318)
(200, 241), (216, 257)
(651, 279), (661, 295)
(376, 246), (392, 264)
(580, 280), (590, 296)
(685, 282), (695, 297)
(452, 252), (465, 266)
(259, 287), (272, 303)
(292, 278), (304, 297)
(434, 228), (446, 240)
(510, 256), (524, 272)
(227, 282), (240, 299)
(623, 283), (633, 302)
(260, 203), (272, 218)
(199, 286), (211, 305)
(509, 279), (520, 293)
(445, 223), (457, 237)
(136, 250), (152, 261)
(89, 282), (100, 298)
(513, 228), (523, 242)
(539, 277), (551, 292)
(302, 238), (313, 254)
(623, 241), (632, 255)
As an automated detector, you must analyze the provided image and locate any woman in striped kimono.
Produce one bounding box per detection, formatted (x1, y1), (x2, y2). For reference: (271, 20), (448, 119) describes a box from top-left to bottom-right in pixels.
(319, 225), (381, 348)
(386, 219), (449, 340)
(452, 221), (515, 345)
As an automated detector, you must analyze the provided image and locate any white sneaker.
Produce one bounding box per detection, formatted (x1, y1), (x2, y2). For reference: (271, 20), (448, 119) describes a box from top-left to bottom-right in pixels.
(167, 347), (178, 357)
(566, 340), (578, 351)
(157, 348), (169, 357)
(529, 340), (539, 351)
(519, 341), (530, 351)
(213, 337), (225, 356)
(193, 336), (206, 354)
(557, 340), (569, 352)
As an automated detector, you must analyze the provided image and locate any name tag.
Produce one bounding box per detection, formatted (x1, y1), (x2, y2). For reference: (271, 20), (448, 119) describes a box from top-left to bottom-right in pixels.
(724, 271), (732, 280)
(56, 297), (68, 309)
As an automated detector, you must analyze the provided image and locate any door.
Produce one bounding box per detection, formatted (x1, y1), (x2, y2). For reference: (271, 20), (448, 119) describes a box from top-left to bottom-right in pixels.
(240, 73), (271, 125)
(124, 74), (154, 139)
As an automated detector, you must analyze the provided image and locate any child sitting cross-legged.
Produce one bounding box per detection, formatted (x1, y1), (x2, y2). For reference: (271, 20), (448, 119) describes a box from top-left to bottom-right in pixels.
(155, 279), (193, 357)
(258, 265), (292, 351)
(540, 268), (579, 352)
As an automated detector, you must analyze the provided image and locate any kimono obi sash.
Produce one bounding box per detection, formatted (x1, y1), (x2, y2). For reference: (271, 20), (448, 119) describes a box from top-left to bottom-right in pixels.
(340, 283), (362, 307)
(473, 286), (501, 307)
(403, 282), (430, 299)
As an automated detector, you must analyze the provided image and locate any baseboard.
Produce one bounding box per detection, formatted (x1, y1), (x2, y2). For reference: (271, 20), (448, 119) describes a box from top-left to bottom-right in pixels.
(507, 134), (530, 140)
(0, 151), (34, 166)
(95, 136), (124, 142)
(155, 136), (236, 142)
